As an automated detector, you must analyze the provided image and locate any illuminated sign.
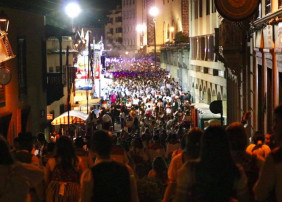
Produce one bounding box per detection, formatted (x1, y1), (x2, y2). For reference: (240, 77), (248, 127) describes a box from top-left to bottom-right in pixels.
(47, 114), (53, 120)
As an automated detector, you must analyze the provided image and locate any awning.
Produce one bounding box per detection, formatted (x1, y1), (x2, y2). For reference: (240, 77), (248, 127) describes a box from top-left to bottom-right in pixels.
(51, 110), (89, 125)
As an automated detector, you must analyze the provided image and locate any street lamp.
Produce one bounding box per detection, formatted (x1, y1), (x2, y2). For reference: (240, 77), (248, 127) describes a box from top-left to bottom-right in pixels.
(149, 6), (159, 68)
(65, 2), (81, 32)
(64, 2), (81, 135)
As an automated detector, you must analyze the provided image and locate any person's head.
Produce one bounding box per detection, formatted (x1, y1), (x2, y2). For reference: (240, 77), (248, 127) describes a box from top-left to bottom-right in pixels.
(74, 136), (85, 149)
(273, 104), (282, 144)
(201, 125), (233, 165)
(134, 163), (148, 179)
(265, 133), (273, 146)
(55, 136), (78, 170)
(18, 132), (34, 152)
(37, 132), (46, 144)
(152, 134), (160, 143)
(0, 135), (14, 165)
(252, 131), (264, 145)
(167, 133), (177, 143)
(101, 114), (112, 130)
(226, 122), (248, 151)
(184, 127), (203, 159)
(131, 138), (143, 149)
(13, 137), (20, 151)
(152, 157), (167, 181)
(47, 142), (56, 154)
(90, 130), (112, 158)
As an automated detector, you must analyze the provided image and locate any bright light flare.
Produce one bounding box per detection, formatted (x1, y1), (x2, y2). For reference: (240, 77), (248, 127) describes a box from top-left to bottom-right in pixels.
(65, 2), (81, 19)
(149, 6), (159, 17)
(136, 24), (146, 33)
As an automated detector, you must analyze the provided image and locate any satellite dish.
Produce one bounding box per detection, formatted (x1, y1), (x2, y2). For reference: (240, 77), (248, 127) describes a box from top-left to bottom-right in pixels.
(209, 100), (222, 114)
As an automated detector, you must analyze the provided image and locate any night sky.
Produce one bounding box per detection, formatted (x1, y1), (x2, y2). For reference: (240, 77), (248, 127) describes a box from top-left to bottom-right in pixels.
(0, 0), (122, 27)
(68, 0), (122, 27)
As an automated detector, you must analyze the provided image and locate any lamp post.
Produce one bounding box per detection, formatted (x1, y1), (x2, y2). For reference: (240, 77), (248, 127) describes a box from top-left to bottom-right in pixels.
(64, 2), (81, 135)
(149, 6), (159, 68)
(65, 2), (81, 32)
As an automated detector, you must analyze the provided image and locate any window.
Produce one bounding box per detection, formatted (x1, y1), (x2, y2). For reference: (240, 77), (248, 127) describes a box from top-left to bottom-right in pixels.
(206, 0), (210, 15)
(212, 0), (216, 13)
(257, 3), (262, 19)
(60, 104), (65, 114)
(117, 27), (123, 33)
(115, 17), (122, 22)
(207, 35), (214, 61)
(62, 65), (66, 86)
(49, 67), (54, 73)
(195, 0), (198, 19)
(191, 37), (198, 60)
(200, 36), (205, 60)
(279, 0), (282, 8)
(117, 38), (123, 43)
(167, 24), (170, 40)
(199, 0), (203, 17)
(265, 0), (271, 15)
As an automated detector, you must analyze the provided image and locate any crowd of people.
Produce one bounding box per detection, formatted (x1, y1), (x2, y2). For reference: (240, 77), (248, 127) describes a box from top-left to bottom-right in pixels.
(1, 64), (282, 202)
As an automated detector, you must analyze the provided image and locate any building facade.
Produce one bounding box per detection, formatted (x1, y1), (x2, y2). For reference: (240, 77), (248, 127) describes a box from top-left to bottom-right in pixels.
(0, 7), (47, 143)
(251, 0), (282, 135)
(187, 0), (228, 115)
(45, 32), (77, 134)
(121, 0), (189, 54)
(122, 0), (145, 53)
(105, 6), (123, 53)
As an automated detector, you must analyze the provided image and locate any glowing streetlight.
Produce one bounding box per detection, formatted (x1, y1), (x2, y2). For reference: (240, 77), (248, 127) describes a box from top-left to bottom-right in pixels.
(149, 6), (159, 68)
(149, 6), (159, 18)
(64, 2), (81, 31)
(169, 27), (175, 32)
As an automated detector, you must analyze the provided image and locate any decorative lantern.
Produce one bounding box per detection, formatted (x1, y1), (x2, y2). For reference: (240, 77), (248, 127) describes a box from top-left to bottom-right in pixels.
(0, 11), (9, 33)
(0, 32), (16, 63)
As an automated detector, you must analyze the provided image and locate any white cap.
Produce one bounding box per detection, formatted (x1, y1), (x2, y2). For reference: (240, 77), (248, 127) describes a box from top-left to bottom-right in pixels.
(102, 114), (112, 123)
